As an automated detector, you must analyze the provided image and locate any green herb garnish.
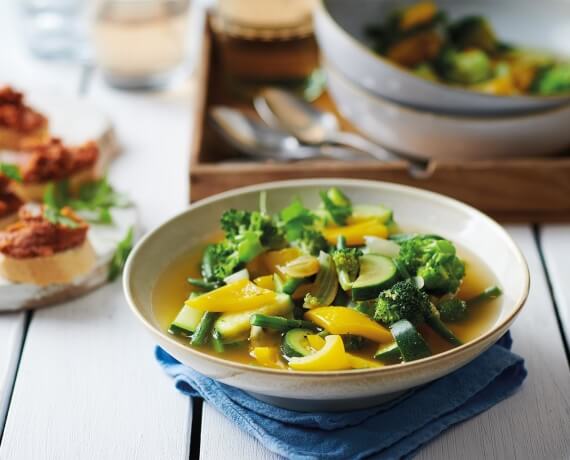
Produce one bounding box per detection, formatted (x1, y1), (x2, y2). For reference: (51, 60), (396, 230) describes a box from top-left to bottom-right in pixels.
(43, 177), (129, 224)
(43, 206), (79, 229)
(108, 226), (134, 281)
(0, 163), (22, 182)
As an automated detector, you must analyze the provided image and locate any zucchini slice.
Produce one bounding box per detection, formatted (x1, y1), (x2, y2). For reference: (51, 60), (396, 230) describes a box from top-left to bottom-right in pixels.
(351, 254), (398, 300)
(390, 319), (431, 362)
(426, 310), (463, 346)
(214, 294), (293, 343)
(281, 328), (315, 358)
(352, 204), (393, 223)
(169, 305), (204, 337)
(374, 342), (402, 362)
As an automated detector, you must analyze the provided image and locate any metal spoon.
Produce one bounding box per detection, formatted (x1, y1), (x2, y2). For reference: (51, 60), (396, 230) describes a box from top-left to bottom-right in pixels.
(254, 87), (413, 164)
(209, 107), (369, 162)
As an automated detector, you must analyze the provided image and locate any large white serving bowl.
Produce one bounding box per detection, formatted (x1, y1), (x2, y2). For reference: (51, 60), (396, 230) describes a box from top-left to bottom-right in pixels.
(315, 0), (570, 115)
(326, 61), (570, 160)
(124, 179), (529, 411)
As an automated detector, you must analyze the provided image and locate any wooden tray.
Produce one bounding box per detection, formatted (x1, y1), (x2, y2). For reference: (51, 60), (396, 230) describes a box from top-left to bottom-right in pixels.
(189, 23), (570, 222)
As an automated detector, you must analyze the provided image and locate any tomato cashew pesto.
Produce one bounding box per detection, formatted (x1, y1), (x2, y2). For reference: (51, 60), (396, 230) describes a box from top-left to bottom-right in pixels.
(0, 87), (48, 149)
(0, 175), (23, 225)
(0, 206), (96, 285)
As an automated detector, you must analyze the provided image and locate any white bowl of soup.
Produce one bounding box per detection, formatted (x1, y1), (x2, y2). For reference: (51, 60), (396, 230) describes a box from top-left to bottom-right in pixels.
(315, 0), (570, 115)
(123, 179), (529, 411)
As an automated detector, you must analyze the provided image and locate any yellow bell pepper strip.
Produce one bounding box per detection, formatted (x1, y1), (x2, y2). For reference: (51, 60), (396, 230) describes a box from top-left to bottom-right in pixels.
(261, 248), (302, 274)
(322, 220), (388, 246)
(253, 275), (275, 290)
(186, 279), (277, 312)
(304, 334), (383, 369)
(400, 1), (437, 31)
(347, 354), (383, 369)
(306, 334), (326, 350)
(288, 335), (351, 371)
(251, 347), (285, 369)
(305, 307), (393, 343)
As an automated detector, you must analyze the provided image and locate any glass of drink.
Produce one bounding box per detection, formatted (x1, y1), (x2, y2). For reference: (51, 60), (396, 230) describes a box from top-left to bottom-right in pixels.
(92, 0), (191, 90)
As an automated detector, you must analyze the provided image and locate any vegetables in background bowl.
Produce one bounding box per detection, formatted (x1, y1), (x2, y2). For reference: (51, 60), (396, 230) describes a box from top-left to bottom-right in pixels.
(158, 187), (502, 372)
(366, 1), (570, 96)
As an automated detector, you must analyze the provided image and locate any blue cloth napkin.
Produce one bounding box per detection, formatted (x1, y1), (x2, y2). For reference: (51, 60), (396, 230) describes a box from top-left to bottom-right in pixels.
(156, 332), (526, 460)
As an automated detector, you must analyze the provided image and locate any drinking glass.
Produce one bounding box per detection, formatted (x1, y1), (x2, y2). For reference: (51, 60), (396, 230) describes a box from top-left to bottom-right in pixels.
(92, 0), (191, 90)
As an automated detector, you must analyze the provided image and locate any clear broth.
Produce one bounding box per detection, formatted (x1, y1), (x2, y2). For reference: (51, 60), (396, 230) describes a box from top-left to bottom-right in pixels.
(152, 239), (502, 369)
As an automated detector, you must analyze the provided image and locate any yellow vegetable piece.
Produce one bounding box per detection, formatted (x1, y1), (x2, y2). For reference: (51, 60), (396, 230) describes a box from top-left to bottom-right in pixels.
(476, 75), (516, 96)
(279, 255), (320, 278)
(305, 307), (392, 343)
(254, 275), (275, 290)
(251, 347), (284, 369)
(400, 1), (437, 31)
(322, 220), (388, 246)
(288, 335), (351, 371)
(186, 279), (277, 312)
(387, 30), (442, 67)
(261, 248), (302, 274)
(292, 282), (313, 300)
(347, 354), (383, 369)
(306, 334), (326, 351)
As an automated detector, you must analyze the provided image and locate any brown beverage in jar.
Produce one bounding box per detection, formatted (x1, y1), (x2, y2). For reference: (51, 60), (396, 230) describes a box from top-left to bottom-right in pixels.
(211, 0), (323, 100)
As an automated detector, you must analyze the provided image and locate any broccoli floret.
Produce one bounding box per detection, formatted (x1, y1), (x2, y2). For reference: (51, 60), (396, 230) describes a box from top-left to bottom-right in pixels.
(437, 297), (468, 322)
(291, 228), (329, 256)
(374, 279), (431, 326)
(332, 247), (362, 291)
(202, 209), (286, 284)
(448, 16), (497, 53)
(320, 187), (352, 225)
(396, 235), (465, 295)
(221, 209), (285, 250)
(531, 63), (570, 95)
(201, 241), (240, 284)
(437, 48), (493, 84)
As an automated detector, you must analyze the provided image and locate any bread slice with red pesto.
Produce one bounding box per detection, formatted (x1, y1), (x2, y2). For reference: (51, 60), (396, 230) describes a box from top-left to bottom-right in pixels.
(0, 205), (96, 285)
(0, 174), (23, 228)
(0, 86), (48, 150)
(11, 138), (99, 202)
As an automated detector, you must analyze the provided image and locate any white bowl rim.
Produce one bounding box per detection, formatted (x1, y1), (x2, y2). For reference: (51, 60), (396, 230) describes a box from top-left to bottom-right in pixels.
(124, 178), (530, 378)
(317, 0), (570, 104)
(326, 57), (570, 123)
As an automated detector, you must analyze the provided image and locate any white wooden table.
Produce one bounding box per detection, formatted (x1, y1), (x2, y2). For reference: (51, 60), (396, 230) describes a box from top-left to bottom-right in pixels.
(1, 3), (570, 459)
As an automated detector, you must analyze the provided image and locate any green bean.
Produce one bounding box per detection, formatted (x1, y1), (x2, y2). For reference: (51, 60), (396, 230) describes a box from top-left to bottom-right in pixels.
(187, 278), (218, 291)
(190, 312), (219, 346)
(467, 286), (502, 307)
(250, 314), (319, 332)
(211, 330), (225, 353)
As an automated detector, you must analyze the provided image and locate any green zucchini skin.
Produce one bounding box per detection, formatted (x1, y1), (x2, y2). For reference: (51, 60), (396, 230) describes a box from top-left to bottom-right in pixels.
(374, 342), (402, 362)
(426, 313), (463, 347)
(281, 328), (315, 358)
(390, 319), (431, 362)
(169, 305), (205, 337)
(351, 254), (398, 301)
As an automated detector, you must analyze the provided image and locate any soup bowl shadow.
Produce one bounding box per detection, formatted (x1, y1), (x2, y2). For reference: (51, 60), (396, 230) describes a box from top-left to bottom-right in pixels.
(123, 179), (529, 411)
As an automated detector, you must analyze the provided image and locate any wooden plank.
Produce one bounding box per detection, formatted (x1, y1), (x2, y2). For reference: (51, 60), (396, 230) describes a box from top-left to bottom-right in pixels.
(0, 313), (26, 433)
(198, 226), (570, 460)
(0, 286), (192, 459)
(539, 224), (570, 347)
(0, 53), (197, 460)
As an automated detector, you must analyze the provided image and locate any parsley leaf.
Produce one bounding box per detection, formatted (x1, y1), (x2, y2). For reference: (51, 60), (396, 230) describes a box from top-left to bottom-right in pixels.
(43, 206), (79, 229)
(0, 163), (22, 182)
(43, 177), (129, 225)
(278, 197), (316, 241)
(108, 226), (134, 281)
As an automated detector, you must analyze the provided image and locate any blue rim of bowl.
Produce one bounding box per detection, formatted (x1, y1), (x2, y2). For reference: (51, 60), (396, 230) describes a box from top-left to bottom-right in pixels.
(325, 56), (570, 122)
(317, 0), (570, 104)
(124, 178), (530, 377)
